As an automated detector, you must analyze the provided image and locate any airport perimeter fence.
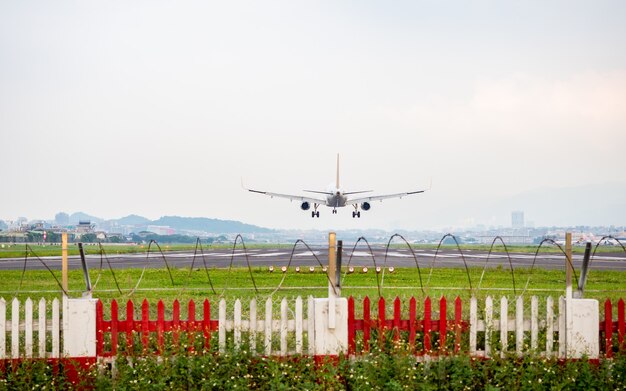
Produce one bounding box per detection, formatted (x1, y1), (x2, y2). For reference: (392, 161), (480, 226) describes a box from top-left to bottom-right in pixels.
(2, 295), (625, 361)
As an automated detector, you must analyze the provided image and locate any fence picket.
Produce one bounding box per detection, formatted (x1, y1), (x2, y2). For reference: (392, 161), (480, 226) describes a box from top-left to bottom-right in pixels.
(203, 300), (211, 352)
(307, 296), (315, 355)
(219, 299), (226, 353)
(265, 298), (272, 356)
(558, 296), (565, 358)
(546, 296), (554, 354)
(469, 296), (477, 354)
(485, 296), (493, 357)
(363, 296), (371, 352)
(348, 296), (355, 355)
(172, 300), (180, 346)
(0, 298), (5, 359)
(393, 297), (401, 342)
(38, 298), (46, 358)
(234, 299), (242, 349)
(111, 300), (119, 356)
(126, 300), (134, 352)
(295, 296), (303, 354)
(250, 299), (257, 352)
(378, 297), (386, 347)
(25, 298), (33, 358)
(12, 298), (19, 359)
(188, 300), (196, 353)
(531, 296), (538, 351)
(424, 297), (432, 353)
(157, 300), (165, 354)
(409, 297), (416, 352)
(454, 296), (462, 353)
(141, 299), (149, 352)
(439, 296), (447, 353)
(280, 298), (288, 356)
(51, 298), (59, 358)
(516, 296), (523, 355)
(500, 296), (508, 358)
(619, 299), (625, 352)
(605, 299), (613, 358)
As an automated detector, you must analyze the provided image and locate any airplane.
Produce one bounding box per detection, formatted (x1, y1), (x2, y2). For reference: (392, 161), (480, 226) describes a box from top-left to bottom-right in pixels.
(243, 155), (430, 218)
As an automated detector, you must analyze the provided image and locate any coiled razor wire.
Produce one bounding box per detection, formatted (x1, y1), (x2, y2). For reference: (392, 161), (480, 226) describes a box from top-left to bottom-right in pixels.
(342, 237), (382, 297)
(128, 240), (176, 296)
(425, 233), (474, 294)
(381, 233), (425, 295)
(271, 239), (337, 297)
(477, 236), (517, 296)
(15, 244), (67, 297)
(7, 233), (626, 298)
(590, 235), (626, 261)
(186, 237), (216, 295)
(520, 238), (578, 297)
(91, 242), (123, 295)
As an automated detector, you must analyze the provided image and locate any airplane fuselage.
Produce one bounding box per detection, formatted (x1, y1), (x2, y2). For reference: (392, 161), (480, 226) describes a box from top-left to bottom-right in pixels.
(326, 190), (348, 208)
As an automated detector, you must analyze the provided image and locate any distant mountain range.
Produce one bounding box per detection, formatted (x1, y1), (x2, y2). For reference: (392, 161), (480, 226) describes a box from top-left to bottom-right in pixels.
(69, 213), (271, 234)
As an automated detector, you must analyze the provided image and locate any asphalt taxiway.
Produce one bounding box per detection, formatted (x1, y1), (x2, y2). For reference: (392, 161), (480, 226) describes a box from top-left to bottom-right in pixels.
(1, 247), (625, 272)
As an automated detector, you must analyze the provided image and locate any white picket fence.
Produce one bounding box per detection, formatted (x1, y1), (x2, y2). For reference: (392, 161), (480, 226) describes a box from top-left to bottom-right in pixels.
(2, 295), (579, 360)
(218, 296), (315, 356)
(0, 297), (61, 359)
(470, 295), (565, 358)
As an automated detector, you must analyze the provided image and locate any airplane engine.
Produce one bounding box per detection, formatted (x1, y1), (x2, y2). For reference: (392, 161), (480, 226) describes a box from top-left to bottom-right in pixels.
(300, 201), (310, 211)
(361, 202), (371, 211)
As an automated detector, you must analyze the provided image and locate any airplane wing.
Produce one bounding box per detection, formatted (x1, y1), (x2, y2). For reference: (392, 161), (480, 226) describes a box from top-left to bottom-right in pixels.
(242, 180), (327, 204)
(349, 189), (426, 204)
(248, 189), (327, 204)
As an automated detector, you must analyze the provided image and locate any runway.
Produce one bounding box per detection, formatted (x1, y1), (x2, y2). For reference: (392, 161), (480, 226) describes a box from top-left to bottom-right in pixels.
(1, 247), (625, 272)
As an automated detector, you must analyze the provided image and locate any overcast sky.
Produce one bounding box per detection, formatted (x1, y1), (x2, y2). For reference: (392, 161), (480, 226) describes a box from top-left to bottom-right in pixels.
(1, 1), (625, 231)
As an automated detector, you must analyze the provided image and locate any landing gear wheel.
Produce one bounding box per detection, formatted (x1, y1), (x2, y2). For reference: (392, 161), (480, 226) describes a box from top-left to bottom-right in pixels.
(357, 211), (361, 218)
(311, 211), (315, 218)
(315, 211), (320, 218)
(352, 211), (356, 218)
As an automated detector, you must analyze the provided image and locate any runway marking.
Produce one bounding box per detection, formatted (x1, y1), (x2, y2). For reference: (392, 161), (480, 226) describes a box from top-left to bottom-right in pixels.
(202, 252), (253, 257)
(379, 252), (415, 258)
(293, 251), (321, 257)
(251, 252), (289, 257)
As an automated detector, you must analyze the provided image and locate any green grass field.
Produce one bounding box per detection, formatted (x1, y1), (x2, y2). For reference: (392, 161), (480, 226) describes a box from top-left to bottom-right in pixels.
(2, 265), (624, 306)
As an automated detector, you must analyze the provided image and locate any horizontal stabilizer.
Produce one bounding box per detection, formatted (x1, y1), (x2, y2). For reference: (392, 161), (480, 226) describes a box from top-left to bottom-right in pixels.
(303, 190), (333, 195)
(344, 190), (373, 196)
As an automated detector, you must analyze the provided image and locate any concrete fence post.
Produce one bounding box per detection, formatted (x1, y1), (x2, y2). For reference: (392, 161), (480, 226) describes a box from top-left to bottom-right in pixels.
(62, 296), (98, 358)
(314, 298), (348, 356)
(565, 298), (599, 359)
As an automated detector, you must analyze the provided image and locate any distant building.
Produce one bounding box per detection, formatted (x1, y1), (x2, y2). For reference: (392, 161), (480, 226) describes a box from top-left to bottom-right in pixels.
(76, 220), (95, 233)
(512, 211), (524, 228)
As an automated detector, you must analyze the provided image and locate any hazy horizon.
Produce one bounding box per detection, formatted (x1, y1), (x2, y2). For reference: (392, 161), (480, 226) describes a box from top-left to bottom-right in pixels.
(2, 1), (625, 231)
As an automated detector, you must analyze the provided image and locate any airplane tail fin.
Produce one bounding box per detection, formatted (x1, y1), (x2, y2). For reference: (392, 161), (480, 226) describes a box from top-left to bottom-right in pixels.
(336, 154), (340, 189)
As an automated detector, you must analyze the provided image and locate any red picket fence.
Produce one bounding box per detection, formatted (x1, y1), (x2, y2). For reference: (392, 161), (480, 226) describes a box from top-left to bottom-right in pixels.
(94, 296), (625, 359)
(601, 298), (625, 357)
(348, 296), (468, 356)
(96, 299), (218, 357)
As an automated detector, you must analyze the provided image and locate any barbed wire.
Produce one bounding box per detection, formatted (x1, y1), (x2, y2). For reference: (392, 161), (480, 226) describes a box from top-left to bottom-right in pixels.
(5, 233), (625, 299)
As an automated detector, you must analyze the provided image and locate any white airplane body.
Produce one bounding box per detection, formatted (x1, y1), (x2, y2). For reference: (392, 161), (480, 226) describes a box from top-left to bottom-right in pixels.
(244, 155), (429, 218)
